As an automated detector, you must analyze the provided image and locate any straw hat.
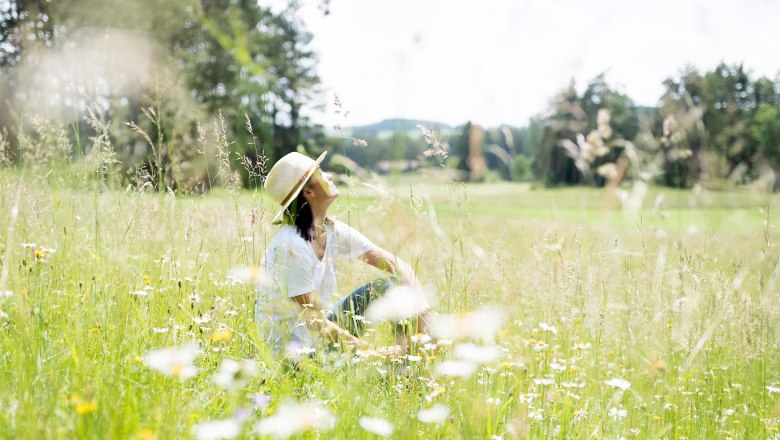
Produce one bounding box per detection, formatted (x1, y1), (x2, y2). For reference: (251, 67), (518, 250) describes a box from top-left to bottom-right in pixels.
(265, 151), (328, 223)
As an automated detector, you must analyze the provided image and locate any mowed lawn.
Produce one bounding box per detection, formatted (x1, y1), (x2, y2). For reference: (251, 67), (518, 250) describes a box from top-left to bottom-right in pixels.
(1, 172), (779, 439)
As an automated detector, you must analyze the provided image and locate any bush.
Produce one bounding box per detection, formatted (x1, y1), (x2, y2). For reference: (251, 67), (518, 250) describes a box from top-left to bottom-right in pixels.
(513, 154), (532, 181)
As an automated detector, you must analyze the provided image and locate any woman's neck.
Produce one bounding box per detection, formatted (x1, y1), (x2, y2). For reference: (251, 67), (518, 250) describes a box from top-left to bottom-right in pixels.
(309, 200), (331, 230)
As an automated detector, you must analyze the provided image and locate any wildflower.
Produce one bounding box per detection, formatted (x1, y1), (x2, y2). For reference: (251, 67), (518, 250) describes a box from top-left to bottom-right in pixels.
(131, 290), (149, 297)
(605, 378), (631, 391)
(365, 286), (429, 322)
(31, 246), (56, 264)
(210, 329), (232, 343)
(406, 355), (422, 362)
(193, 419), (241, 440)
(152, 327), (169, 333)
(429, 306), (505, 342)
(194, 314), (212, 325)
(188, 293), (202, 303)
(359, 417), (393, 437)
(75, 401), (97, 415)
(0, 310), (7, 320)
(0, 290), (12, 298)
(767, 385), (780, 394)
(417, 405), (448, 424)
(411, 333), (432, 344)
(143, 343), (199, 379)
(294, 346), (316, 356)
(533, 378), (554, 386)
(608, 407), (627, 420)
(454, 343), (502, 364)
(250, 393), (271, 410)
(213, 359), (257, 391)
(424, 386), (446, 402)
(255, 401), (335, 438)
(538, 322), (558, 334)
(434, 360), (476, 378)
(550, 362), (566, 372)
(137, 428), (156, 440)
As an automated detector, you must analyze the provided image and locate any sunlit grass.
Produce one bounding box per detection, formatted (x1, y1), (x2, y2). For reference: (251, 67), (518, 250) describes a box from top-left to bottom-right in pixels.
(1, 171), (779, 439)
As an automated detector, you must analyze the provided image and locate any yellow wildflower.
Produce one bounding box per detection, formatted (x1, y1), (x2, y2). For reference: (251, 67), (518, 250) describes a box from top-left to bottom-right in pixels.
(210, 329), (232, 343)
(75, 402), (97, 415)
(138, 429), (156, 440)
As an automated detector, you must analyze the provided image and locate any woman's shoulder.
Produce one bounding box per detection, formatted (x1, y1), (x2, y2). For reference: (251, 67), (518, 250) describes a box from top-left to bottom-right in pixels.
(329, 218), (362, 234)
(269, 225), (308, 250)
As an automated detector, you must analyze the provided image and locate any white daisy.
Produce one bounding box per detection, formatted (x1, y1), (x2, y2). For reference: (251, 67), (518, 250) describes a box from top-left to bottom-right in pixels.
(359, 417), (393, 437)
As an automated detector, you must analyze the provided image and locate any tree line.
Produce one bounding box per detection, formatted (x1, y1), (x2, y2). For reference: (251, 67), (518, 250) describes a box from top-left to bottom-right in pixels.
(524, 65), (780, 191)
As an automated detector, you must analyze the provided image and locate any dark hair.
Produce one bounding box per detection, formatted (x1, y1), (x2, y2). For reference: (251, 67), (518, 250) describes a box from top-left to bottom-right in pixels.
(285, 188), (313, 241)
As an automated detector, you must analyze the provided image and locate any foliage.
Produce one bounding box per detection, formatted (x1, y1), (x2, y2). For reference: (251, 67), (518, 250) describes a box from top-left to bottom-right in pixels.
(0, 0), (321, 191)
(532, 67), (780, 191)
(512, 154), (532, 181)
(650, 64), (780, 188)
(533, 77), (639, 187)
(752, 104), (780, 163)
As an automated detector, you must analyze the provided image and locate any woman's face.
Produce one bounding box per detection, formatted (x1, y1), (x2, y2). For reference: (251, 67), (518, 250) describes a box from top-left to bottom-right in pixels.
(307, 168), (340, 201)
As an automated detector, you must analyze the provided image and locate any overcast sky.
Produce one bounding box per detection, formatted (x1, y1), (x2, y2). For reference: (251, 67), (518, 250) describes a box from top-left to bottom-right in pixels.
(275, 0), (780, 128)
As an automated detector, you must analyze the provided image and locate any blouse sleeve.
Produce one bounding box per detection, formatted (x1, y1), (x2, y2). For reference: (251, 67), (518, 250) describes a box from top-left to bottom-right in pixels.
(333, 220), (376, 260)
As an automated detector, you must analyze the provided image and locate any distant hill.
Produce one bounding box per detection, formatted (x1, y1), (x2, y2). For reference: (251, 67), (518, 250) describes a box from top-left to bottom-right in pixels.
(343, 118), (455, 140)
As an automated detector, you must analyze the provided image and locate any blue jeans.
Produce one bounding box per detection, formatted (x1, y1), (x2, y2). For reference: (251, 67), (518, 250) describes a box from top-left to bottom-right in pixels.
(326, 278), (406, 337)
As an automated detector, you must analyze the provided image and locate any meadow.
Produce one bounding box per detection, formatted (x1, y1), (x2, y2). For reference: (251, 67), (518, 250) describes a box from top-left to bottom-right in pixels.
(1, 169), (779, 439)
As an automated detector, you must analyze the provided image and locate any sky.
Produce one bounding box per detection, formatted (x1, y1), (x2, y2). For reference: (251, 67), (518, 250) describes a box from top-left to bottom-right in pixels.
(275, 0), (780, 128)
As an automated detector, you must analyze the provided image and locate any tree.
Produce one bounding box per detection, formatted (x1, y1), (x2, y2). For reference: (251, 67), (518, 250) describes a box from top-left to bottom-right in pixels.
(532, 75), (638, 186)
(0, 0), (322, 190)
(654, 68), (705, 188)
(751, 104), (780, 166)
(260, 2), (321, 160)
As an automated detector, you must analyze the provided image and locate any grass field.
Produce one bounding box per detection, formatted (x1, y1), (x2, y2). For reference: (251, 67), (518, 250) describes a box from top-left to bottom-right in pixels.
(1, 169), (779, 439)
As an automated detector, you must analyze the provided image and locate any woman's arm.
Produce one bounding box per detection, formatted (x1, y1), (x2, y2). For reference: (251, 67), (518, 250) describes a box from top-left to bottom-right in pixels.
(360, 246), (434, 336)
(359, 247), (422, 290)
(290, 291), (368, 348)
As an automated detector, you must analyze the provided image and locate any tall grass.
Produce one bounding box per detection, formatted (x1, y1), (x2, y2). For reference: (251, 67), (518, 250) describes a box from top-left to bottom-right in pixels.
(1, 159), (779, 438)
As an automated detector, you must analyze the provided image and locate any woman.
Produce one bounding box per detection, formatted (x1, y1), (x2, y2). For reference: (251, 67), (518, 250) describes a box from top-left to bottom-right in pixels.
(257, 151), (430, 355)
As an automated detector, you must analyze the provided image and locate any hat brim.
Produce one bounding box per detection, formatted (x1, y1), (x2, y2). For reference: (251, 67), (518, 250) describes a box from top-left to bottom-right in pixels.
(271, 151), (328, 224)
